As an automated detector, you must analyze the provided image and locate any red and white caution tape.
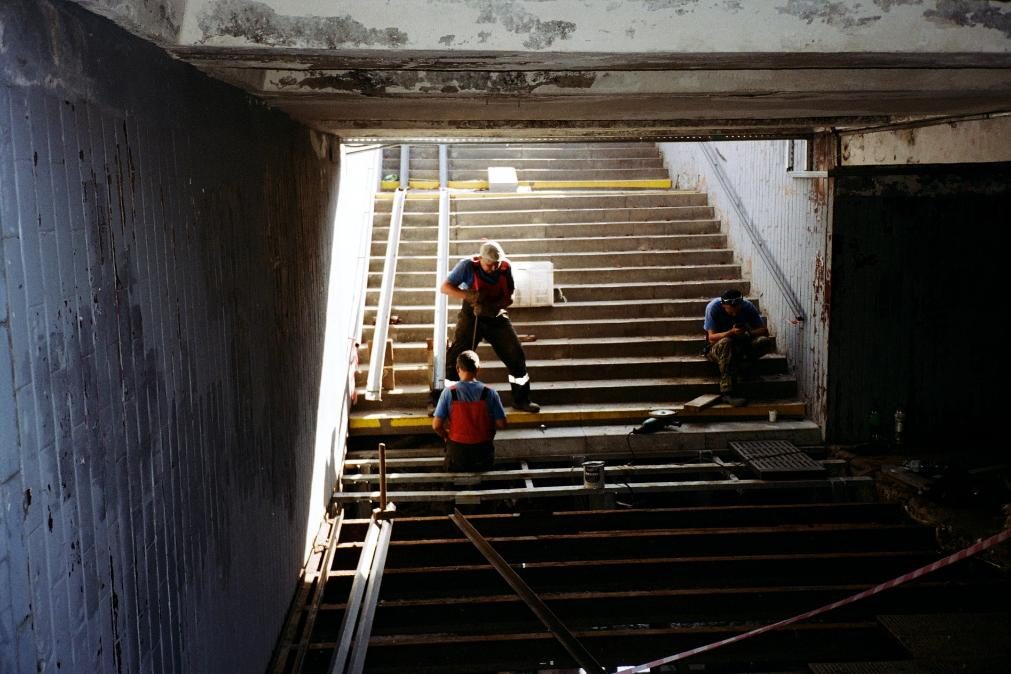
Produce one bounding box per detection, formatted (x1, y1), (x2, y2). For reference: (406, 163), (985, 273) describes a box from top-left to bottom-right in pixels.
(616, 527), (1011, 673)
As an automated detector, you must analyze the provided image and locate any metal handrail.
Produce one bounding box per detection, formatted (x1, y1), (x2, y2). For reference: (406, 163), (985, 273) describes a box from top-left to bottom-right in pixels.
(431, 144), (450, 390)
(699, 143), (807, 322)
(365, 187), (407, 400)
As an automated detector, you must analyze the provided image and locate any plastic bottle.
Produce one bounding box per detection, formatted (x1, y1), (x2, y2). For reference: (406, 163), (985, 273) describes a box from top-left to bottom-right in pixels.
(868, 409), (881, 444)
(894, 408), (905, 447)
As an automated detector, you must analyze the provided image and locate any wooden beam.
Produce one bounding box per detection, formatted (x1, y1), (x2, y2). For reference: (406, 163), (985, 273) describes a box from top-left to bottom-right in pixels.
(450, 510), (605, 674)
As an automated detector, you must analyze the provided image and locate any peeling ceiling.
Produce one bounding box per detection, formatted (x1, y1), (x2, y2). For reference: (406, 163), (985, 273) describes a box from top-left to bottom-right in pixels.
(67, 0), (1011, 140)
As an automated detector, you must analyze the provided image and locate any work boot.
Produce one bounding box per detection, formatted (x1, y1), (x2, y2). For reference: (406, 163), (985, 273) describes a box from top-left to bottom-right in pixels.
(510, 382), (541, 413)
(721, 392), (747, 407)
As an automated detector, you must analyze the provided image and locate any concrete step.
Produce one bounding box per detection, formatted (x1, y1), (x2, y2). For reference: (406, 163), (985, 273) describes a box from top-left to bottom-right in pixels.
(373, 197), (440, 213)
(454, 205), (715, 226)
(450, 192), (708, 211)
(405, 168), (671, 181)
(353, 374), (798, 410)
(378, 219), (723, 242)
(369, 262), (741, 289)
(360, 336), (716, 363)
(382, 145), (662, 159)
(393, 158), (665, 171)
(349, 405), (815, 442)
(370, 252), (739, 275)
(377, 205), (715, 227)
(365, 316), (719, 342)
(373, 233), (728, 257)
(364, 297), (747, 326)
(375, 219), (723, 242)
(374, 191), (709, 214)
(367, 279), (749, 307)
(366, 354), (789, 387)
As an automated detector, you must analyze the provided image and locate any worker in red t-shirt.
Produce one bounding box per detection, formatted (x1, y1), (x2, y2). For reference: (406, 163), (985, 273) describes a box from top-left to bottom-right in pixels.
(432, 350), (508, 471)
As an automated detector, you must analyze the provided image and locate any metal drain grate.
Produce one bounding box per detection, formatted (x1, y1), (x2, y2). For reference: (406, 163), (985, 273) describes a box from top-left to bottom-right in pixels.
(729, 440), (826, 479)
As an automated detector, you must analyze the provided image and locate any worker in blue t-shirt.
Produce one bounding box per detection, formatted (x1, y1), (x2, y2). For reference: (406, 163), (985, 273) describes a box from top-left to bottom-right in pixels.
(438, 240), (540, 412)
(703, 288), (775, 407)
(432, 350), (508, 471)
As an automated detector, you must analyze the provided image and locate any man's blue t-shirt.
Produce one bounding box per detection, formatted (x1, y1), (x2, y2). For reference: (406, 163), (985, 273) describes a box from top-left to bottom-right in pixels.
(446, 257), (510, 290)
(703, 297), (764, 333)
(433, 379), (507, 421)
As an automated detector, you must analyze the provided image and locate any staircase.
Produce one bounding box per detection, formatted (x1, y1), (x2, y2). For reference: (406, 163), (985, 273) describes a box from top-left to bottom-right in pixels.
(353, 142), (814, 446)
(380, 142), (672, 189)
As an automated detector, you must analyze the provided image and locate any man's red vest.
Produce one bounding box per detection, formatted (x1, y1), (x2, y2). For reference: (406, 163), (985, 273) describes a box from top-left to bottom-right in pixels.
(470, 256), (513, 312)
(447, 385), (494, 444)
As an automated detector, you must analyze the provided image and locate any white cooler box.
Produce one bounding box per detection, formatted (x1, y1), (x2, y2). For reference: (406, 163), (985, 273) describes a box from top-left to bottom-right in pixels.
(509, 260), (554, 307)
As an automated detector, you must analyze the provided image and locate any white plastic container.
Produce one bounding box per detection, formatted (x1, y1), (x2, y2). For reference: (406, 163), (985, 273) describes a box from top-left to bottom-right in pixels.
(487, 166), (519, 192)
(510, 260), (554, 307)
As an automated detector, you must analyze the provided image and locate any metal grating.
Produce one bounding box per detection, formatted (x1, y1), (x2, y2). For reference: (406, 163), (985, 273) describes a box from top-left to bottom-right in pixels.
(729, 440), (827, 479)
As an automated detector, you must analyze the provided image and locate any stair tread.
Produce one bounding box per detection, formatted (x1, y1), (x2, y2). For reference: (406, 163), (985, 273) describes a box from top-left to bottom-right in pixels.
(355, 373), (796, 396)
(349, 399), (806, 420)
(360, 354), (786, 374)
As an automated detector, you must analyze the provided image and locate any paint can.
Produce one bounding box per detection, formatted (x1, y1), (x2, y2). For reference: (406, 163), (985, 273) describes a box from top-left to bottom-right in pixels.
(582, 461), (605, 489)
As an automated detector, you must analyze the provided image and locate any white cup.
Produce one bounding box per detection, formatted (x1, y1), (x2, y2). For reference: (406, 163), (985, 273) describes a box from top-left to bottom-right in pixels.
(768, 409), (778, 423)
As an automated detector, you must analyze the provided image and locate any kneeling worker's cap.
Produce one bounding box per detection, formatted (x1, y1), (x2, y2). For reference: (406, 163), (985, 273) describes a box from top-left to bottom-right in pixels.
(480, 240), (503, 264)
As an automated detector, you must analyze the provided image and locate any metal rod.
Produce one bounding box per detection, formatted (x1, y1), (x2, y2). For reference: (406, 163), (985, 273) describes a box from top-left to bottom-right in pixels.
(399, 144), (410, 187)
(328, 518), (381, 674)
(378, 443), (388, 511)
(699, 143), (807, 322)
(346, 518), (395, 674)
(450, 510), (605, 674)
(365, 188), (407, 400)
(431, 186), (450, 390)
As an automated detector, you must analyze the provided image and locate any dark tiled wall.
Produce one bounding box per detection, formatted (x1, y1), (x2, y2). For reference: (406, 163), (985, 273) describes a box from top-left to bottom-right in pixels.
(828, 166), (1010, 446)
(0, 1), (338, 672)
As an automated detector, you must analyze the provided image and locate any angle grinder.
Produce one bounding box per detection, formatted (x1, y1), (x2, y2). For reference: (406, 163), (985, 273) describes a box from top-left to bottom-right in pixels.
(632, 408), (681, 434)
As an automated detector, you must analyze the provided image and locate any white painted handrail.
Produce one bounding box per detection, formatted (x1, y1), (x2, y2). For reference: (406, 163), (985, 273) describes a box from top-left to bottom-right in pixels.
(431, 144), (451, 390)
(365, 187), (407, 401)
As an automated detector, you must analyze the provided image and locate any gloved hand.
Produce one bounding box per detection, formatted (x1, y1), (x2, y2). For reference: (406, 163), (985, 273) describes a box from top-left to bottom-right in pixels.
(465, 289), (484, 315)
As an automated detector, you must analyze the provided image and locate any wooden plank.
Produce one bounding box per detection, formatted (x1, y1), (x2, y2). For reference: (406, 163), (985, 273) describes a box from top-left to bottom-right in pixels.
(520, 460), (534, 489)
(450, 510), (605, 674)
(683, 393), (721, 411)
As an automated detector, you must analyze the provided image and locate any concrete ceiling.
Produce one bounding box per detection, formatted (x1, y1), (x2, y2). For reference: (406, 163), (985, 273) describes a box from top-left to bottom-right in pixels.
(70, 0), (1011, 140)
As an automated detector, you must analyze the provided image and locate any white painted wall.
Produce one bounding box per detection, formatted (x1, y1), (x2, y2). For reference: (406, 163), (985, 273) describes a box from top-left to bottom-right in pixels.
(660, 140), (832, 427)
(303, 143), (380, 560)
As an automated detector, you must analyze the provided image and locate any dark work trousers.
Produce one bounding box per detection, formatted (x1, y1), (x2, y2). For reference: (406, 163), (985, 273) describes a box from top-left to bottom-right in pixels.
(706, 335), (775, 393)
(445, 303), (529, 384)
(445, 440), (495, 472)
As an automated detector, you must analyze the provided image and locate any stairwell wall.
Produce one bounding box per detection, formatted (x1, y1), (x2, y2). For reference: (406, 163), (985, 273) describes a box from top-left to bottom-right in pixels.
(1, 1), (343, 672)
(828, 166), (1010, 446)
(659, 141), (832, 428)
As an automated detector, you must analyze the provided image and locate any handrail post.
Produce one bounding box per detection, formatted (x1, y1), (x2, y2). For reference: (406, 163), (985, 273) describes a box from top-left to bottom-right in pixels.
(438, 143), (448, 188)
(431, 146), (451, 391)
(399, 144), (410, 188)
(365, 187), (407, 400)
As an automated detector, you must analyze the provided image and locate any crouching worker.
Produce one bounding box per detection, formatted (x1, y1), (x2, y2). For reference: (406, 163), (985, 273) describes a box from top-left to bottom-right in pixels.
(432, 350), (508, 472)
(704, 288), (775, 407)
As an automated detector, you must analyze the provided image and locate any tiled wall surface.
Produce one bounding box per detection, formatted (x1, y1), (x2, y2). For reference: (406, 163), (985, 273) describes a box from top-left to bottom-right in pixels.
(1, 1), (340, 672)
